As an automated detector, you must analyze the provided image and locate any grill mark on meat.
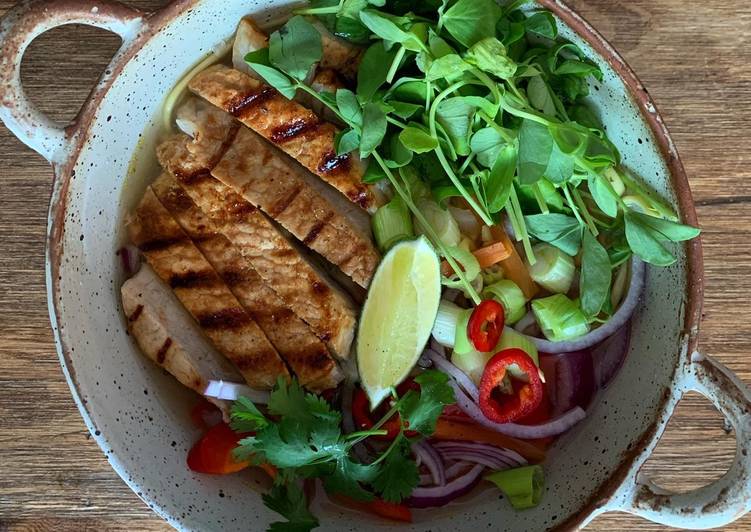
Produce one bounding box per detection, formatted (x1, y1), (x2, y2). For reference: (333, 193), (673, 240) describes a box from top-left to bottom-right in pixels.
(312, 281), (330, 296)
(208, 123), (241, 169)
(169, 270), (219, 289)
(350, 190), (371, 210)
(303, 212), (335, 246)
(265, 185), (303, 218)
(270, 117), (321, 144)
(191, 232), (221, 245)
(226, 199), (258, 222)
(305, 348), (335, 372)
(156, 338), (173, 365)
(171, 125), (239, 182)
(220, 267), (253, 287)
(197, 308), (251, 329)
(175, 169), (213, 184)
(128, 304), (144, 323)
(232, 355), (264, 371)
(228, 86), (276, 117)
(138, 236), (190, 252)
(318, 150), (351, 175)
(156, 184), (195, 213)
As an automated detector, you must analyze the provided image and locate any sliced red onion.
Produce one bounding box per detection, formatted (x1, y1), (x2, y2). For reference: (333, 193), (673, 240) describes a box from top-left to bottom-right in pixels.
(419, 461), (473, 485)
(413, 440), (446, 486)
(204, 380), (270, 404)
(513, 310), (538, 334)
(432, 442), (528, 468)
(429, 338), (447, 357)
(118, 244), (142, 276)
(442, 288), (462, 303)
(407, 464), (485, 508)
(591, 322), (631, 388)
(428, 351), (479, 402)
(438, 451), (507, 470)
(449, 380), (586, 439)
(521, 257), (644, 353)
(539, 350), (595, 417)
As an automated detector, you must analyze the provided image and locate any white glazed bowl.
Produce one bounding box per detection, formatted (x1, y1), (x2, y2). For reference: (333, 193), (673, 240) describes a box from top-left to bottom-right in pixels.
(1, 1), (750, 530)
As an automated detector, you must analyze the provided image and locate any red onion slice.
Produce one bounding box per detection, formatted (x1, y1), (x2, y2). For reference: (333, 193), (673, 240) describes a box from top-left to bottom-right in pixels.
(449, 380), (586, 439)
(413, 440), (446, 486)
(521, 257), (644, 353)
(438, 451), (508, 470)
(419, 461), (473, 486)
(204, 380), (270, 404)
(118, 244), (142, 277)
(591, 322), (631, 388)
(539, 350), (596, 416)
(407, 464), (485, 508)
(428, 350), (480, 402)
(432, 442), (528, 468)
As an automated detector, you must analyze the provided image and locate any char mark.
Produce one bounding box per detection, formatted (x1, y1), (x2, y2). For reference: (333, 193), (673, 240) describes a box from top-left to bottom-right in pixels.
(302, 213), (334, 246)
(318, 150), (351, 175)
(270, 118), (320, 144)
(156, 338), (173, 364)
(128, 304), (144, 322)
(228, 87), (277, 117)
(198, 307), (252, 330)
(300, 348), (334, 372)
(169, 270), (219, 289)
(266, 185), (302, 218)
(138, 236), (189, 253)
(311, 281), (330, 296)
(174, 169), (213, 185)
(154, 185), (195, 214)
(221, 267), (253, 287)
(207, 123), (241, 169)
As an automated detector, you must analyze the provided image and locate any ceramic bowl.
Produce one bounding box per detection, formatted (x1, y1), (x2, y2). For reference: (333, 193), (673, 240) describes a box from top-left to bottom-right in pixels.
(1, 0), (750, 530)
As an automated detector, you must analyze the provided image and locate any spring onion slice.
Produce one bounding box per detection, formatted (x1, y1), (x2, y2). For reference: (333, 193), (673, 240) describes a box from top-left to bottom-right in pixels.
(486, 465), (545, 510)
(526, 244), (575, 294)
(372, 195), (414, 252)
(483, 280), (527, 324)
(431, 300), (466, 348)
(415, 199), (461, 248)
(497, 328), (539, 366)
(531, 294), (590, 342)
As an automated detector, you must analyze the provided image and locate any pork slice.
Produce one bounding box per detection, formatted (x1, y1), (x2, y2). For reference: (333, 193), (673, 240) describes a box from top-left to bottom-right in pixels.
(128, 187), (289, 389)
(310, 19), (364, 81)
(151, 174), (343, 391)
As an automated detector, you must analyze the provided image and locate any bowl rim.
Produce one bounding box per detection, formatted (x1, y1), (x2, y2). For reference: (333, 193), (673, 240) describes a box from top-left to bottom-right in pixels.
(41, 0), (704, 529)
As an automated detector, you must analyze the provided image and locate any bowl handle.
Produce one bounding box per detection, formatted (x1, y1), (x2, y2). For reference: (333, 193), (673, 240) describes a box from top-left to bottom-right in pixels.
(609, 351), (751, 529)
(0, 0), (146, 164)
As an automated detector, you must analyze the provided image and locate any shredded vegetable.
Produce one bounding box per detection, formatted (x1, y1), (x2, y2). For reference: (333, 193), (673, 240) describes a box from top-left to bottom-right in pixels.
(487, 465), (545, 510)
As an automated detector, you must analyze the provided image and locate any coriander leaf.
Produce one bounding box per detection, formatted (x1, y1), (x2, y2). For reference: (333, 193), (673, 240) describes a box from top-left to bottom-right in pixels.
(436, 97), (476, 156)
(230, 396), (269, 433)
(527, 76), (556, 117)
(398, 370), (455, 435)
(357, 42), (398, 101)
(263, 481), (319, 532)
(624, 212), (676, 266)
(580, 230), (612, 318)
(525, 11), (558, 39)
(268, 377), (309, 422)
(399, 126), (438, 153)
(628, 212), (700, 242)
(518, 119), (553, 185)
(588, 173), (619, 217)
(336, 128), (361, 155)
(323, 455), (377, 501)
(486, 143), (518, 213)
(248, 63), (298, 99)
(465, 37), (517, 79)
(525, 213), (582, 256)
(426, 53), (471, 81)
(359, 103), (388, 157)
(470, 127), (505, 168)
(256, 420), (332, 468)
(335, 89), (363, 128)
(442, 0), (502, 48)
(371, 436), (419, 502)
(269, 16), (323, 81)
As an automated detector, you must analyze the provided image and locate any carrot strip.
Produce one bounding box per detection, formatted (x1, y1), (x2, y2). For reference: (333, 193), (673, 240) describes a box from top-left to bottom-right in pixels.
(441, 241), (511, 277)
(432, 418), (546, 463)
(332, 494), (413, 523)
(489, 226), (539, 299)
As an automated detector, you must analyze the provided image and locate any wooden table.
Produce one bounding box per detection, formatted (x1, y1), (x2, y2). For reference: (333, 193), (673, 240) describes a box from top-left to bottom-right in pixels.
(1, 0), (749, 530)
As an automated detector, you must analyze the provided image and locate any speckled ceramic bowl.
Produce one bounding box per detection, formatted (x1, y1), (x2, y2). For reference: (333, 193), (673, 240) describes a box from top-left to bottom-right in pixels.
(1, 0), (751, 530)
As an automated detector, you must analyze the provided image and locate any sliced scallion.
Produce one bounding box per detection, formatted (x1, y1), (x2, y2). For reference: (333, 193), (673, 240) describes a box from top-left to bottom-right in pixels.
(526, 244), (575, 294)
(451, 348), (491, 385)
(452, 308), (474, 355)
(372, 195), (414, 252)
(531, 294), (590, 342)
(431, 300), (465, 348)
(415, 199), (461, 248)
(487, 465), (545, 510)
(498, 328), (539, 366)
(482, 280), (527, 324)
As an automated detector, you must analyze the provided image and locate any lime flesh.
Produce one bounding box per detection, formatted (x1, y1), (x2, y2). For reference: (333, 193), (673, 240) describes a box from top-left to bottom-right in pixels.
(357, 237), (441, 408)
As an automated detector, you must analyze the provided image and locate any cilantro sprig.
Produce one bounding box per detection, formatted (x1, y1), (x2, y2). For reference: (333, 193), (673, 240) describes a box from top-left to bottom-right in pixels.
(231, 371), (454, 531)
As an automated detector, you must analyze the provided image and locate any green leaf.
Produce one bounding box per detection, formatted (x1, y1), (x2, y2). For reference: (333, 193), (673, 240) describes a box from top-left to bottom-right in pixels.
(230, 396), (269, 433)
(359, 103), (388, 157)
(527, 76), (556, 117)
(245, 47), (271, 67)
(588, 173), (619, 217)
(399, 126), (439, 153)
(247, 63), (297, 99)
(335, 89), (363, 128)
(518, 119), (553, 185)
(464, 37), (517, 79)
(624, 213), (676, 266)
(436, 97), (476, 156)
(544, 143), (574, 184)
(426, 53), (471, 81)
(269, 16), (323, 81)
(336, 128), (361, 155)
(263, 481), (319, 532)
(470, 127), (505, 168)
(443, 245), (482, 290)
(390, 101), (422, 119)
(388, 78), (430, 103)
(486, 143), (518, 213)
(359, 9), (422, 50)
(628, 212), (700, 242)
(580, 230), (612, 318)
(357, 42), (398, 101)
(323, 454), (378, 501)
(525, 213), (583, 256)
(399, 370), (456, 435)
(386, 133), (413, 167)
(442, 0), (502, 48)
(525, 11), (558, 39)
(371, 436), (419, 502)
(547, 42), (603, 81)
(363, 158), (387, 183)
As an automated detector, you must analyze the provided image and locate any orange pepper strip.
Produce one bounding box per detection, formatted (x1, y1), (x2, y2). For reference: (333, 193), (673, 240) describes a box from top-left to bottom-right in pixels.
(432, 418), (546, 463)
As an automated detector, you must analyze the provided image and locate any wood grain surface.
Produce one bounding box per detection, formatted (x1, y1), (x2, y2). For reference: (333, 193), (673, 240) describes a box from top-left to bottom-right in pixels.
(1, 1), (750, 530)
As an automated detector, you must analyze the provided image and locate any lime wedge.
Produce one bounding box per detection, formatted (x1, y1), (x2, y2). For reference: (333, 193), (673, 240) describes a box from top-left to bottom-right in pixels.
(357, 237), (442, 408)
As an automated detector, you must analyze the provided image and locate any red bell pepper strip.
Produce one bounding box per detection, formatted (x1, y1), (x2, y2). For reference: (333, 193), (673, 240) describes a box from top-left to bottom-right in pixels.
(187, 423), (250, 474)
(467, 300), (505, 352)
(478, 349), (544, 424)
(351, 381), (419, 440)
(333, 494), (413, 523)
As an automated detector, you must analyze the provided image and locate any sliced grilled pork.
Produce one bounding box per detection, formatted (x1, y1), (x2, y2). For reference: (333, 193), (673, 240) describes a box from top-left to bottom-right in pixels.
(128, 188), (289, 389)
(151, 173), (343, 391)
(188, 65), (384, 212)
(232, 17), (269, 76)
(310, 19), (364, 80)
(158, 98), (379, 288)
(121, 264), (240, 415)
(298, 68), (346, 125)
